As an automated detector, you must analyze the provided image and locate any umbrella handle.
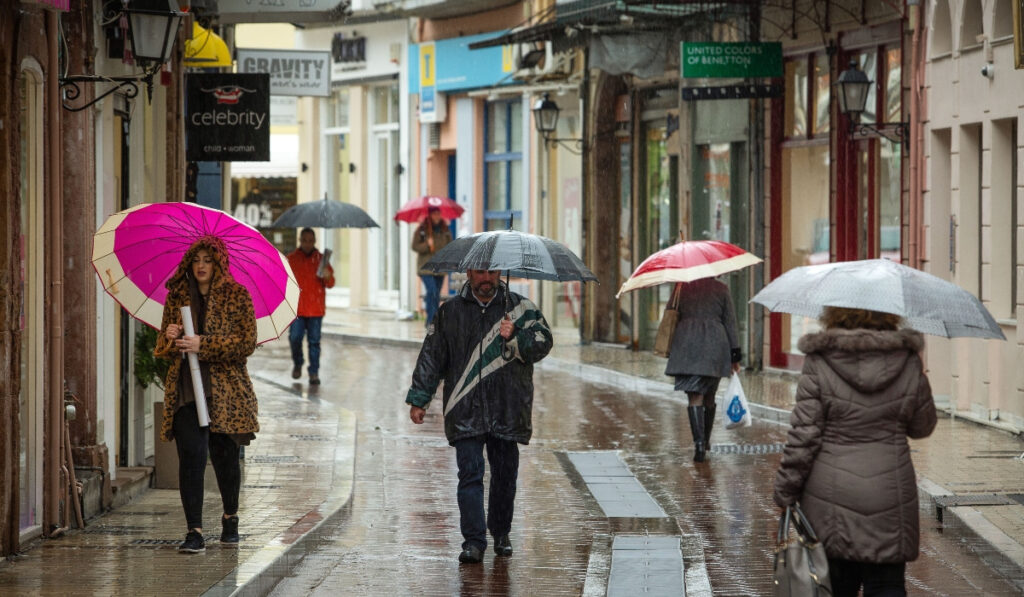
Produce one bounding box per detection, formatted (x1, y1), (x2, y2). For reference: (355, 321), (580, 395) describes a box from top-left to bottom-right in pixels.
(501, 271), (515, 361)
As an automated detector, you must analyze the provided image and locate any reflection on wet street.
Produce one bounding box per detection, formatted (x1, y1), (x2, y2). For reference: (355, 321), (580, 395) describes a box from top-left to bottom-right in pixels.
(255, 337), (1023, 596)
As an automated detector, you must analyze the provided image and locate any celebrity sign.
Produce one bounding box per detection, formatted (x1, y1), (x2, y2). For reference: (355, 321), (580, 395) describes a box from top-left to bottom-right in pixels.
(186, 73), (270, 162)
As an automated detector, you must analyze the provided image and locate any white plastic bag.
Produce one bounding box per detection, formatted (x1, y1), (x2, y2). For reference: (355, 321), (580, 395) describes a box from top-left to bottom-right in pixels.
(724, 373), (751, 429)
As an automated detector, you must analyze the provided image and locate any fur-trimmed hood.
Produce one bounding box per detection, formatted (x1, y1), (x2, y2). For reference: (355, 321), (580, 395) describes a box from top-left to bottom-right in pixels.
(798, 328), (924, 393)
(165, 235), (235, 301)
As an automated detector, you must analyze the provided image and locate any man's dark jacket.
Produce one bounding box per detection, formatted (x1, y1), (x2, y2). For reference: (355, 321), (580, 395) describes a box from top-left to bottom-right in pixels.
(406, 283), (553, 445)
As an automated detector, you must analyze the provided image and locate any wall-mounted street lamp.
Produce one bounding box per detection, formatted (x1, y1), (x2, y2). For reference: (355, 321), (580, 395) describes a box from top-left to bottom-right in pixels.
(532, 93), (584, 154)
(60, 0), (184, 112)
(834, 60), (909, 146)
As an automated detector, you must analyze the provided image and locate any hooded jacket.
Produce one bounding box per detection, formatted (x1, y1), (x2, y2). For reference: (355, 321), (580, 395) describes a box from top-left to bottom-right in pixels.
(411, 219), (452, 275)
(405, 282), (553, 445)
(155, 237), (259, 441)
(773, 327), (937, 563)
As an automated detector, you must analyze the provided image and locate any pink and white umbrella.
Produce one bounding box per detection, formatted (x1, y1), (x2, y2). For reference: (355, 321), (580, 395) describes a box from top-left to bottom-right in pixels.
(92, 202), (300, 344)
(616, 240), (762, 298)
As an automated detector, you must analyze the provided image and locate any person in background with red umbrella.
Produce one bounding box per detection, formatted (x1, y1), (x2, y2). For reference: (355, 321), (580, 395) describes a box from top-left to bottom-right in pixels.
(412, 207), (452, 327)
(665, 277), (742, 463)
(287, 227), (335, 385)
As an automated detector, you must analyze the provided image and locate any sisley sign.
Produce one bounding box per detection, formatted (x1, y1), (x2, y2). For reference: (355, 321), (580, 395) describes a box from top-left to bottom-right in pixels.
(186, 73), (270, 162)
(237, 49), (331, 97)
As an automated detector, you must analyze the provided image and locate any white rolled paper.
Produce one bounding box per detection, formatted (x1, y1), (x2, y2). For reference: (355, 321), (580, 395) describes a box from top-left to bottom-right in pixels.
(317, 248), (332, 278)
(180, 306), (210, 428)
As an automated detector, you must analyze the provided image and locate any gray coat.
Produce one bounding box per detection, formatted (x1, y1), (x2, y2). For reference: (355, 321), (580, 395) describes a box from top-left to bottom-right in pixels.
(773, 328), (937, 563)
(664, 278), (740, 378)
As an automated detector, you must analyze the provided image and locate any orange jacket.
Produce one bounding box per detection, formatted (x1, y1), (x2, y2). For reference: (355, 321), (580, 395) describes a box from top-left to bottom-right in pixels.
(287, 248), (335, 317)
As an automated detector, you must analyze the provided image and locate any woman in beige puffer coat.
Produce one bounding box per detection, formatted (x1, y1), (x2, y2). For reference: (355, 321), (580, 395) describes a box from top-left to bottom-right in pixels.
(773, 306), (937, 597)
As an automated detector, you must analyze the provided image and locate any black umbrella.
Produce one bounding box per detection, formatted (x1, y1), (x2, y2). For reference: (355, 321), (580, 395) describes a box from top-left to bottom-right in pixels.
(270, 194), (379, 229)
(422, 229), (598, 282)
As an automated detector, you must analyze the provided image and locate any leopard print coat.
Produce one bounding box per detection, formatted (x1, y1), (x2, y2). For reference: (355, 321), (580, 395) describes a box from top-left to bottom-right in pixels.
(155, 237), (259, 441)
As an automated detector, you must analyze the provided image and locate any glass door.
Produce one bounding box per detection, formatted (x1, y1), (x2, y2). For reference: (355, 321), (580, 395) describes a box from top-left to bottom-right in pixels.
(368, 85), (400, 308)
(18, 71), (44, 539)
(638, 121), (677, 350)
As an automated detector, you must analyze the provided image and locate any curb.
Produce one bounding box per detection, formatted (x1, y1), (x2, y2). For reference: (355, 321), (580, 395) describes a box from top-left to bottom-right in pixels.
(201, 391), (358, 597)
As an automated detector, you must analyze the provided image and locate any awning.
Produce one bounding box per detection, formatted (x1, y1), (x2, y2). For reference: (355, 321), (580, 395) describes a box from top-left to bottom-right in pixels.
(184, 22), (232, 68)
(230, 134), (298, 179)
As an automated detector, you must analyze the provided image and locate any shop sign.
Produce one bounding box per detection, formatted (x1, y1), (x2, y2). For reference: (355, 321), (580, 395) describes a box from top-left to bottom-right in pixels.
(214, 0), (348, 23)
(681, 42), (782, 79)
(408, 33), (513, 93)
(237, 49), (330, 97)
(186, 73), (270, 162)
(22, 0), (69, 9)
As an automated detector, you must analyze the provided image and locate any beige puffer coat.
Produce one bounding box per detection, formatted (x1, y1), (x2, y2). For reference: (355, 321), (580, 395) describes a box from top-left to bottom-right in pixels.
(773, 328), (937, 563)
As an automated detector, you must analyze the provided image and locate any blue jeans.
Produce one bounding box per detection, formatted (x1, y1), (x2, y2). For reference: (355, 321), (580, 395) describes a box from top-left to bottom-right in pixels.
(454, 435), (519, 551)
(288, 316), (323, 375)
(420, 274), (445, 325)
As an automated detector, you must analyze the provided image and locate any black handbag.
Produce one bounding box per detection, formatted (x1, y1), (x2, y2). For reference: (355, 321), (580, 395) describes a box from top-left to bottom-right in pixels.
(773, 504), (833, 597)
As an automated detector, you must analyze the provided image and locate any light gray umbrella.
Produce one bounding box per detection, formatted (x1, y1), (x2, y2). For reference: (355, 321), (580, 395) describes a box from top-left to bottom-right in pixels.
(423, 229), (598, 282)
(270, 195), (379, 229)
(750, 259), (1005, 340)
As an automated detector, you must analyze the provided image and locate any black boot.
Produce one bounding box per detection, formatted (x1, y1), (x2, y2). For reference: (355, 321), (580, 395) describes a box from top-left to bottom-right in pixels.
(687, 406), (707, 462)
(703, 401), (717, 452)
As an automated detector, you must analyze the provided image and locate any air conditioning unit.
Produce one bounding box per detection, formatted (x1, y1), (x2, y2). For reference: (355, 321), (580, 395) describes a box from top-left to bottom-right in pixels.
(512, 40), (555, 78)
(428, 123), (441, 150)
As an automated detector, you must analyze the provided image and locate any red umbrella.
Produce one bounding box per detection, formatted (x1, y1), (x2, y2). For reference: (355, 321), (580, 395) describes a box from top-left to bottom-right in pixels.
(394, 195), (464, 223)
(616, 240), (761, 297)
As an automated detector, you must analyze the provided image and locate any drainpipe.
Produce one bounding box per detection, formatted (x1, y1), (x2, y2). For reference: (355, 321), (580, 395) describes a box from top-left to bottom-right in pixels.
(45, 10), (65, 538)
(907, 4), (926, 269)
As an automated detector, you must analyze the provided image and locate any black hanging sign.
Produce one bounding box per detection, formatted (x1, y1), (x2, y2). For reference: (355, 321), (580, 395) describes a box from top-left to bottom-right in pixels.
(186, 73), (270, 162)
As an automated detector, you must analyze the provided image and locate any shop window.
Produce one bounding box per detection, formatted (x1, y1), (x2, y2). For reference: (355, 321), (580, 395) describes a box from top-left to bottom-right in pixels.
(328, 86), (349, 129)
(784, 59), (808, 137)
(991, 118), (1017, 319)
(884, 48), (902, 125)
(961, 0), (984, 51)
(812, 54), (830, 136)
(931, 0), (953, 57)
(483, 100), (523, 231)
(994, 0), (1013, 40)
(856, 51), (878, 124)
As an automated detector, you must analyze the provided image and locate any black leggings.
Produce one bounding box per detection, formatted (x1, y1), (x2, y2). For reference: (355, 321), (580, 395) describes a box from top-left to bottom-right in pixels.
(173, 403), (241, 530)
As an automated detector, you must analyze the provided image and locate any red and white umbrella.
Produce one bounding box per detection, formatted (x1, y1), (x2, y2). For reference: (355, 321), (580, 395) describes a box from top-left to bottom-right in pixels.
(616, 240), (761, 298)
(394, 195), (464, 223)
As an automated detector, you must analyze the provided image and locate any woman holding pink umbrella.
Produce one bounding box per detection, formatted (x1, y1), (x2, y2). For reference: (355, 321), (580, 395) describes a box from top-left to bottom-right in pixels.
(155, 236), (259, 554)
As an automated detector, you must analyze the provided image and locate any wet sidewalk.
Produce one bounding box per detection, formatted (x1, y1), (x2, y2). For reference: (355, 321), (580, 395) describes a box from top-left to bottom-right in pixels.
(0, 374), (356, 597)
(323, 306), (1024, 581)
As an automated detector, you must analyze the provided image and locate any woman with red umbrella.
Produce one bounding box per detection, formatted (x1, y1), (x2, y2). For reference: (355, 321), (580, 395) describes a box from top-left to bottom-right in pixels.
(411, 207), (452, 326)
(618, 240), (761, 463)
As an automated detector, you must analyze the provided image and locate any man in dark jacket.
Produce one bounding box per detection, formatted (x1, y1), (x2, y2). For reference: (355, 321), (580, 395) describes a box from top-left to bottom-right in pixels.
(406, 269), (553, 564)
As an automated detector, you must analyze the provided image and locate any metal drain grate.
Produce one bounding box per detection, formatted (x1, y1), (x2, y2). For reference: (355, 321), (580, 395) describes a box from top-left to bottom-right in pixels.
(288, 434), (332, 441)
(130, 538), (190, 546)
(933, 494), (1017, 508)
(243, 484), (282, 489)
(1009, 494), (1024, 506)
(115, 511), (171, 516)
(246, 455), (300, 464)
(83, 526), (148, 535)
(709, 443), (785, 455)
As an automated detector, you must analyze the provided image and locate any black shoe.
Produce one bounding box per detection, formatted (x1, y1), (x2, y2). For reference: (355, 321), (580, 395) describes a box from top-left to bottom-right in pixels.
(458, 545), (484, 563)
(703, 402), (717, 452)
(179, 530), (205, 553)
(493, 535), (513, 557)
(688, 405), (707, 463)
(221, 515), (240, 544)
(309, 375), (320, 385)
(291, 366), (301, 379)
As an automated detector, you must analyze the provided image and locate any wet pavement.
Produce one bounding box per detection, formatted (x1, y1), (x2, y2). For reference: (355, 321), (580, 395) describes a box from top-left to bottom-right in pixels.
(1, 305), (1022, 596)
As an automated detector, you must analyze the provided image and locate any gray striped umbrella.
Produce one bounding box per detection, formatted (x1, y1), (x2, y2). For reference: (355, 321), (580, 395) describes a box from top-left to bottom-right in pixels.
(423, 229), (598, 282)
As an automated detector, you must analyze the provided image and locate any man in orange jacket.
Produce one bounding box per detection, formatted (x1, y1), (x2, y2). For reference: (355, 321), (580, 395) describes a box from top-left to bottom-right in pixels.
(286, 228), (334, 385)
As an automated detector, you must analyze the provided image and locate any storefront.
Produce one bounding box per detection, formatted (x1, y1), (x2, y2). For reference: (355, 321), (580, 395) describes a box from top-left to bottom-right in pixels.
(297, 20), (409, 311)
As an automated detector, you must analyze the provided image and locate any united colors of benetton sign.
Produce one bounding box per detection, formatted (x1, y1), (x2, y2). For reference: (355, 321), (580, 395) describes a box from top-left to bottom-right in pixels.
(681, 42), (783, 78)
